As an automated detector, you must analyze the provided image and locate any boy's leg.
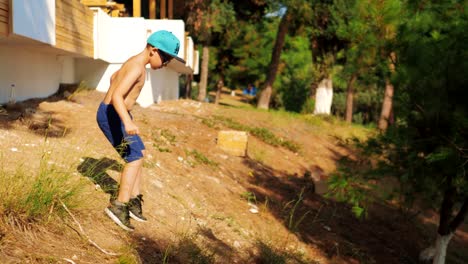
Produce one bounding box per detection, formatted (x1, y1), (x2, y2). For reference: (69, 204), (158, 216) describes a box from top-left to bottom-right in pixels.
(128, 152), (147, 222)
(117, 158), (143, 203)
(131, 167), (142, 196)
(104, 158), (142, 231)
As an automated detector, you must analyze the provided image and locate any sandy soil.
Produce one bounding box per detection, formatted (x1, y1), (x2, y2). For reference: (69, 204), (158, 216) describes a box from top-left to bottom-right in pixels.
(0, 89), (466, 264)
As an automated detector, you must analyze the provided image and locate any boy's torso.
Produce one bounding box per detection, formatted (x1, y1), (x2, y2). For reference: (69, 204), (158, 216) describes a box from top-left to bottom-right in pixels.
(103, 57), (146, 111)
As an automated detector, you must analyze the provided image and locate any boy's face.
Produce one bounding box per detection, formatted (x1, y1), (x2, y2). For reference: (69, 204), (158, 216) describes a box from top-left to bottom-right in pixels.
(149, 48), (173, 70)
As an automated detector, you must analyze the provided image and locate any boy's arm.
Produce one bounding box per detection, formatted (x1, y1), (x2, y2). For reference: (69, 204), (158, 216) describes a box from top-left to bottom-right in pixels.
(111, 67), (141, 135)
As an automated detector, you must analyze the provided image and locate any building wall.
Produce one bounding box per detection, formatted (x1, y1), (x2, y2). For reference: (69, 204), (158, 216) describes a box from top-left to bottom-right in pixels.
(75, 59), (180, 108)
(0, 0), (8, 36)
(56, 0), (94, 57)
(93, 9), (147, 63)
(12, 0), (55, 45)
(75, 9), (186, 107)
(0, 45), (63, 104)
(0, 3), (195, 106)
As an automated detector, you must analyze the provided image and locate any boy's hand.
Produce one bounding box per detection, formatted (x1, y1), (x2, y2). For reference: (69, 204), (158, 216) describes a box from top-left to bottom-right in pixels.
(125, 121), (140, 135)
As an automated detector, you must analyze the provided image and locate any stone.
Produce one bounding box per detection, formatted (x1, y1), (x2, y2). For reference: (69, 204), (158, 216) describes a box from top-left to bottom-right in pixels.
(217, 130), (248, 157)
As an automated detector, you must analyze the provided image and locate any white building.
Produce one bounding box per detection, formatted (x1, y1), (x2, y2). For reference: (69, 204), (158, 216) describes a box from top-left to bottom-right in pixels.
(0, 0), (198, 107)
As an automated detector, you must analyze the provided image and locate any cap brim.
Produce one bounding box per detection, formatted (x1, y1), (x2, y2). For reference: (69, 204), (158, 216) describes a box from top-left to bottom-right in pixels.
(167, 56), (193, 74)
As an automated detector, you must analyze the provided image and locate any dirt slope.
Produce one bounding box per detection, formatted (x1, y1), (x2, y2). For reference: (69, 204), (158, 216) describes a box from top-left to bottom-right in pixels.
(0, 90), (466, 264)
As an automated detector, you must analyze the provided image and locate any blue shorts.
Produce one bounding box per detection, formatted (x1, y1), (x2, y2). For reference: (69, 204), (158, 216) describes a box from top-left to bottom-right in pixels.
(96, 102), (145, 163)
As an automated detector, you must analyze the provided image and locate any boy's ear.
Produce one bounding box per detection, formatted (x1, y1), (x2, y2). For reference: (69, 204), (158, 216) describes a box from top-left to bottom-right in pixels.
(150, 47), (158, 56)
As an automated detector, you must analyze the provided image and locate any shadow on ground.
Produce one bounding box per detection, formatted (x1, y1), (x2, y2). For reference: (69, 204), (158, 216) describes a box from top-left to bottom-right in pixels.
(132, 227), (238, 264)
(77, 157), (121, 199)
(241, 156), (430, 264)
(0, 96), (74, 138)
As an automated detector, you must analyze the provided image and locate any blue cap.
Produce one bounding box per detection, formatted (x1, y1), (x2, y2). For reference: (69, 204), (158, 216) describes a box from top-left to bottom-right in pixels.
(147, 30), (181, 58)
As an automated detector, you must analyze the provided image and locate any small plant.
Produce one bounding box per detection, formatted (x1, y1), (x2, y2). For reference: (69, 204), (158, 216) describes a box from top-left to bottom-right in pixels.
(284, 188), (310, 232)
(152, 129), (177, 153)
(0, 152), (85, 223)
(240, 191), (257, 204)
(200, 118), (218, 129)
(185, 149), (218, 167)
(117, 257), (138, 264)
(325, 161), (372, 219)
(161, 129), (177, 144)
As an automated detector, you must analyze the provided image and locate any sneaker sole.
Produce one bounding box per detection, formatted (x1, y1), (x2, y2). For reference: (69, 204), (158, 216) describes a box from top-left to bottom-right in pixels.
(129, 211), (148, 222)
(104, 208), (134, 232)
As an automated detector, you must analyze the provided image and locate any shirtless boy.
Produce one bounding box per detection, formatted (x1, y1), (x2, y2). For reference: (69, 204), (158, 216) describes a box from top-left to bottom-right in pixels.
(96, 30), (183, 231)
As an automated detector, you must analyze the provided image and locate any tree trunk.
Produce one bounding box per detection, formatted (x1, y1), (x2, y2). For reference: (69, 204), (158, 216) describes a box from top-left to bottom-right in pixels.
(185, 74), (193, 99)
(378, 78), (394, 131)
(257, 12), (291, 110)
(419, 179), (468, 264)
(420, 233), (454, 264)
(214, 78), (224, 105)
(313, 77), (333, 115)
(345, 74), (357, 123)
(197, 45), (209, 102)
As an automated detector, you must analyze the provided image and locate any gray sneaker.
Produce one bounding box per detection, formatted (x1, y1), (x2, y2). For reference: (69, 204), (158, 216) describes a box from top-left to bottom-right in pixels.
(104, 200), (134, 231)
(128, 194), (147, 222)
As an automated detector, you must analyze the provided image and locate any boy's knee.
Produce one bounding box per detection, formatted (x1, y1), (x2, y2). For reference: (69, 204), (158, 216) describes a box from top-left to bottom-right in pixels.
(127, 157), (143, 167)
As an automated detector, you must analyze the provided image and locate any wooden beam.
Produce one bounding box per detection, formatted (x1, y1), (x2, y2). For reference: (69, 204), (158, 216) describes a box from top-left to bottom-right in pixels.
(160, 0), (166, 19)
(149, 0), (156, 19)
(168, 0), (173, 19)
(133, 0), (141, 17)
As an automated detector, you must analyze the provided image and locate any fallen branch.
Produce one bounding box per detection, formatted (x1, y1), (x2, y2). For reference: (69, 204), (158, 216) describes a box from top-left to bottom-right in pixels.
(60, 200), (120, 256)
(63, 258), (76, 264)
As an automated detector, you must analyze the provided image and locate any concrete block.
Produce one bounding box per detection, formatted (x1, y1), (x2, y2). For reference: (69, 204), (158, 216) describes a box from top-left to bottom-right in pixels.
(217, 130), (248, 157)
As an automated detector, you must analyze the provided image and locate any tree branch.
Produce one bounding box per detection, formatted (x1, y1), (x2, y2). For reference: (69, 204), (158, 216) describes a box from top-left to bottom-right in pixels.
(449, 198), (468, 233)
(60, 200), (120, 256)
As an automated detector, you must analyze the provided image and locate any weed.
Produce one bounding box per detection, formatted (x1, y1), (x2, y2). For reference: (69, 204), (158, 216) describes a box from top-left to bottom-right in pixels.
(0, 152), (85, 224)
(185, 149), (218, 167)
(152, 129), (177, 153)
(240, 191), (257, 204)
(117, 252), (139, 264)
(162, 244), (173, 264)
(168, 193), (189, 208)
(200, 118), (218, 129)
(161, 129), (177, 144)
(284, 188), (310, 232)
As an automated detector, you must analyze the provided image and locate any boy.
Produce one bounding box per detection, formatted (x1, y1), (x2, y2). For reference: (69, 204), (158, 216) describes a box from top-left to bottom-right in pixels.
(96, 30), (183, 231)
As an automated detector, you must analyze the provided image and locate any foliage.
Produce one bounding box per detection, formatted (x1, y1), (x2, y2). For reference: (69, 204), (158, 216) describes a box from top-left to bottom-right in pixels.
(330, 0), (403, 123)
(306, 0), (343, 82)
(223, 18), (277, 90)
(277, 35), (313, 112)
(327, 0), (468, 232)
(332, 85), (383, 124)
(387, 0), (468, 212)
(185, 0), (236, 45)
